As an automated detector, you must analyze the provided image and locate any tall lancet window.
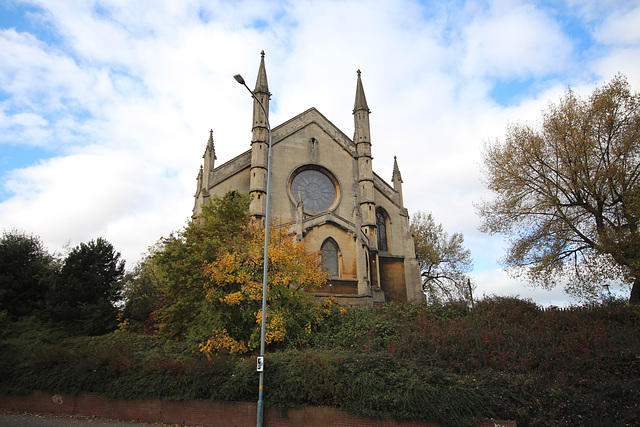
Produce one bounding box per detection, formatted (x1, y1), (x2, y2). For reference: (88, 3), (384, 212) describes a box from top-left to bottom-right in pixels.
(376, 208), (388, 252)
(321, 238), (339, 277)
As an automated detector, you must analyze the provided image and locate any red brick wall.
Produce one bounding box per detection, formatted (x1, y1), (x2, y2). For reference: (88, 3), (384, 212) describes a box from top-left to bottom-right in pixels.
(0, 392), (515, 427)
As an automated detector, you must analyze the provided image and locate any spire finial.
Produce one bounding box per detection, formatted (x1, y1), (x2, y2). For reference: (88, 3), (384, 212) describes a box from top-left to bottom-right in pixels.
(393, 156), (403, 183)
(254, 50), (269, 94)
(353, 68), (369, 113)
(357, 69), (361, 77)
(206, 129), (216, 160)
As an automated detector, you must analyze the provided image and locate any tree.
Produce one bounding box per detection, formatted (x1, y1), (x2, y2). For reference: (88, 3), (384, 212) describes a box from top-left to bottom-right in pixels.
(150, 191), (333, 355)
(150, 191), (255, 341)
(49, 237), (125, 335)
(478, 74), (640, 303)
(410, 211), (474, 304)
(0, 229), (55, 319)
(120, 252), (163, 333)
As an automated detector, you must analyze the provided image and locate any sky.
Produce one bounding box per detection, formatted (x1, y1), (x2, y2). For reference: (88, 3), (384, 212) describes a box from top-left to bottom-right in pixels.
(1, 0), (639, 306)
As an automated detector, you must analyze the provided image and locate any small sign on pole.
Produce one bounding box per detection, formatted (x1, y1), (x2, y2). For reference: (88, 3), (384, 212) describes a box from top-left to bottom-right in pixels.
(257, 356), (264, 372)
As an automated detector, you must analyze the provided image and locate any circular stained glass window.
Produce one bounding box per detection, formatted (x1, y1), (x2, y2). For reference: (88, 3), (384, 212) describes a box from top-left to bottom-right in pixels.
(291, 169), (336, 213)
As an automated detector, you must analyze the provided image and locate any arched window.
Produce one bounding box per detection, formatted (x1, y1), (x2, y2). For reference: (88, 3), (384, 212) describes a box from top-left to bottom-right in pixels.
(376, 208), (388, 251)
(321, 239), (339, 277)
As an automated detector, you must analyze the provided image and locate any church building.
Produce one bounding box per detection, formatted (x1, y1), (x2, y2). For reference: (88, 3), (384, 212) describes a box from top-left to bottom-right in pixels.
(193, 52), (423, 306)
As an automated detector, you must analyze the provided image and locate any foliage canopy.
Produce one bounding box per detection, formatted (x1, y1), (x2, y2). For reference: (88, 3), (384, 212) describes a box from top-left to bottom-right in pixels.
(478, 74), (640, 303)
(48, 237), (125, 335)
(145, 191), (333, 355)
(0, 229), (54, 319)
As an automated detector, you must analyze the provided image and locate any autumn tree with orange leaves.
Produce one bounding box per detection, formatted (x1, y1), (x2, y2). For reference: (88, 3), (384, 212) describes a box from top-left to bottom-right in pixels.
(146, 191), (338, 356)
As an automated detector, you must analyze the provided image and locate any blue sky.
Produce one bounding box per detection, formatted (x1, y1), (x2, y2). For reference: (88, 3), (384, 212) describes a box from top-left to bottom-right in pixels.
(1, 0), (639, 305)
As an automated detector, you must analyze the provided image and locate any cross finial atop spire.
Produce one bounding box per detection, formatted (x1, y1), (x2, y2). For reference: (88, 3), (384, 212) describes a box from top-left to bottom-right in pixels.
(393, 156), (403, 182)
(254, 50), (269, 94)
(205, 129), (216, 160)
(353, 69), (370, 113)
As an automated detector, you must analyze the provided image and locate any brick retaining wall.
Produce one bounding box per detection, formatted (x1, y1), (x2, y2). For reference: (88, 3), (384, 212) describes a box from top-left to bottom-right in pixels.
(0, 392), (515, 427)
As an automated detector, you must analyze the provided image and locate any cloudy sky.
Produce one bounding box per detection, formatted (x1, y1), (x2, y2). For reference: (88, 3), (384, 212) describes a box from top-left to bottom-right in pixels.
(1, 0), (639, 305)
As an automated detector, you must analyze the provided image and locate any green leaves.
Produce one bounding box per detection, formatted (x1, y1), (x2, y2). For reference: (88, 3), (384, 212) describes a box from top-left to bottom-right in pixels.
(48, 237), (125, 335)
(144, 191), (329, 355)
(0, 229), (55, 319)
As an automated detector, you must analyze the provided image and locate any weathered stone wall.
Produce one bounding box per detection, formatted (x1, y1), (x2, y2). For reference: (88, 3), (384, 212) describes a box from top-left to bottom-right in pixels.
(379, 256), (407, 301)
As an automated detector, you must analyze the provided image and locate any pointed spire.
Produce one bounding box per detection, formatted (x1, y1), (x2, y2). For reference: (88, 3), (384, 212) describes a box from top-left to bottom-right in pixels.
(206, 129), (217, 160)
(353, 69), (372, 145)
(392, 156), (402, 183)
(353, 69), (370, 113)
(254, 50), (269, 94)
(392, 156), (404, 207)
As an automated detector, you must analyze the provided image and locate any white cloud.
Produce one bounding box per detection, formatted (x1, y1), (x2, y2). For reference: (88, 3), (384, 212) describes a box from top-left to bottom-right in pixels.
(0, 0), (638, 304)
(594, 3), (640, 45)
(0, 147), (192, 263)
(459, 1), (573, 78)
(473, 268), (578, 307)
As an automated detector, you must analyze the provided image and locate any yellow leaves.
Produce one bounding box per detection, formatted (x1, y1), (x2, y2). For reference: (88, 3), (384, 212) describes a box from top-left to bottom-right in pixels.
(265, 315), (287, 344)
(175, 199), (333, 356)
(267, 228), (328, 291)
(203, 220), (327, 298)
(256, 308), (287, 344)
(220, 291), (244, 305)
(241, 280), (263, 300)
(199, 329), (248, 357)
(116, 312), (130, 333)
(204, 252), (248, 285)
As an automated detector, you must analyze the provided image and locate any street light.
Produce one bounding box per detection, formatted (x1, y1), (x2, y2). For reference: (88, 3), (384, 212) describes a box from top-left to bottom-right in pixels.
(234, 73), (272, 427)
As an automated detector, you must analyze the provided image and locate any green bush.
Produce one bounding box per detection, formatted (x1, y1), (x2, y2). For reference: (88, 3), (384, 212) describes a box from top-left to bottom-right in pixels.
(2, 297), (640, 426)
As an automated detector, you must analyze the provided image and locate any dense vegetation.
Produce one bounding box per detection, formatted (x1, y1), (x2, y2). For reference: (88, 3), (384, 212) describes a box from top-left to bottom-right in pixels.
(0, 230), (124, 335)
(3, 191), (639, 426)
(2, 297), (639, 426)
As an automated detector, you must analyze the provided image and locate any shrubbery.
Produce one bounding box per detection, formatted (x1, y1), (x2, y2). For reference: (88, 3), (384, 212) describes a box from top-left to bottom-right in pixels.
(2, 297), (640, 426)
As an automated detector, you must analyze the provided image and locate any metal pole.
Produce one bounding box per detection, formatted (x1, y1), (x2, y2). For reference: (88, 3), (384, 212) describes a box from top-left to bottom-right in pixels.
(234, 74), (272, 427)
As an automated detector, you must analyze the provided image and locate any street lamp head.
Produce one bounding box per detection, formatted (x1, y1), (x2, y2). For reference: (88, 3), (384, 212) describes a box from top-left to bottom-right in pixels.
(234, 74), (246, 85)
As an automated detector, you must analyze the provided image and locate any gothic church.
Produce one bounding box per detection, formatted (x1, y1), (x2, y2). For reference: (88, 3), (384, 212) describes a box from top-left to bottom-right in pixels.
(193, 52), (423, 306)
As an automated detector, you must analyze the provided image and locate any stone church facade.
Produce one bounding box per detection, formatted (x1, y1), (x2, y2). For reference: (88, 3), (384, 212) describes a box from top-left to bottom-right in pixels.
(193, 52), (423, 306)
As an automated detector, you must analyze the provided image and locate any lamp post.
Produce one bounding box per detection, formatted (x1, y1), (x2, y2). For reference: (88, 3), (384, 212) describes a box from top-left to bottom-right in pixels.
(234, 73), (272, 427)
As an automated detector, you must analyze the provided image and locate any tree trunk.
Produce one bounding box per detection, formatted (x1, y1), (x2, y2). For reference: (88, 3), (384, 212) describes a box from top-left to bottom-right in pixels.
(630, 278), (640, 305)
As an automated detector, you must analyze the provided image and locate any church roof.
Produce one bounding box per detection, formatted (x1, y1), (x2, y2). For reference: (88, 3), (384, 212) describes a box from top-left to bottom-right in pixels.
(272, 107), (355, 155)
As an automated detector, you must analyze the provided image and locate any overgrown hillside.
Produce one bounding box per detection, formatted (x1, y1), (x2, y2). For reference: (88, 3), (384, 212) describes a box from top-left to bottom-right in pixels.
(2, 297), (639, 426)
